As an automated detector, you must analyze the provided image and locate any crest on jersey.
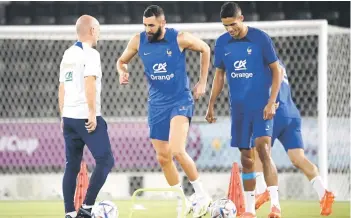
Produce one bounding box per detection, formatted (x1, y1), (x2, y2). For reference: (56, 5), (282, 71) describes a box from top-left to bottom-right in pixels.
(247, 47), (252, 55)
(65, 71), (73, 82)
(166, 49), (172, 57)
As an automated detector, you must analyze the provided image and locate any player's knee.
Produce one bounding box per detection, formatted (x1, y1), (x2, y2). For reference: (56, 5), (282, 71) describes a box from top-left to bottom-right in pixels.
(65, 159), (81, 174)
(172, 150), (187, 163)
(241, 152), (254, 169)
(95, 153), (114, 171)
(156, 152), (172, 167)
(106, 154), (115, 170)
(290, 154), (305, 169)
(256, 141), (271, 162)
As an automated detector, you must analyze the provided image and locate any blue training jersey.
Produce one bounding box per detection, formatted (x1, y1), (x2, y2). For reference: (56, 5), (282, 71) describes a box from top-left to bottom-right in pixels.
(274, 61), (301, 118)
(138, 28), (193, 107)
(214, 27), (277, 114)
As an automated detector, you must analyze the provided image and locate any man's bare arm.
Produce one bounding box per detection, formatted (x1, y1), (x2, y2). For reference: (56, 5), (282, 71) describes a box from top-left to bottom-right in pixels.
(116, 34), (140, 82)
(85, 76), (96, 116)
(268, 61), (283, 104)
(58, 83), (65, 117)
(177, 32), (210, 84)
(209, 68), (225, 106)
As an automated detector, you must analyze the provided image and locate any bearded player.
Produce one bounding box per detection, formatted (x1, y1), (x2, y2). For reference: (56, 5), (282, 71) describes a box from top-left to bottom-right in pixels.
(116, 5), (211, 218)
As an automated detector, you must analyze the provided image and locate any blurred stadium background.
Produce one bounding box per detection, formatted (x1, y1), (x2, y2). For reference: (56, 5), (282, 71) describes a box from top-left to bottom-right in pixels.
(0, 0), (350, 211)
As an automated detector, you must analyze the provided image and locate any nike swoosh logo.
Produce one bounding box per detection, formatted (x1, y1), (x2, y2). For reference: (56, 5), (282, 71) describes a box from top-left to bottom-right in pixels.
(225, 52), (231, 56)
(144, 52), (151, 55)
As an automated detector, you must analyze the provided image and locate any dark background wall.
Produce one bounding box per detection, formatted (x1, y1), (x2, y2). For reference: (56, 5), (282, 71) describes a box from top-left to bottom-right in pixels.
(0, 1), (349, 27)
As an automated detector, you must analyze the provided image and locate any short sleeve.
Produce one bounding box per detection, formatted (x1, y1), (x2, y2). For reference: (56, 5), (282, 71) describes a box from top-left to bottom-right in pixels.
(261, 33), (278, 65)
(59, 54), (66, 82)
(214, 40), (225, 70)
(84, 51), (101, 77)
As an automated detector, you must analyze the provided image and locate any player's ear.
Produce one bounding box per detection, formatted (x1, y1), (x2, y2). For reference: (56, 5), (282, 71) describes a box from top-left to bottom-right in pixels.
(90, 27), (95, 36)
(239, 15), (244, 22)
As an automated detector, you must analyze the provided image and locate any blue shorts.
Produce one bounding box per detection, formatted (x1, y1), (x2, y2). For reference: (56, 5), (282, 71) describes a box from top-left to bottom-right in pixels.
(231, 110), (273, 149)
(272, 117), (304, 151)
(62, 116), (113, 165)
(148, 103), (194, 141)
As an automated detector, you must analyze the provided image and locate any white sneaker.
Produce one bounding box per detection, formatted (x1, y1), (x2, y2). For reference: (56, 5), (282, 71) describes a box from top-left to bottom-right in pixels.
(176, 195), (192, 217)
(185, 197), (193, 215)
(192, 194), (212, 218)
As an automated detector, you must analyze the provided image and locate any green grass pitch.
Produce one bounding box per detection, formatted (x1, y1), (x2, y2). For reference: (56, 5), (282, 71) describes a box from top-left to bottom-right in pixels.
(0, 200), (349, 218)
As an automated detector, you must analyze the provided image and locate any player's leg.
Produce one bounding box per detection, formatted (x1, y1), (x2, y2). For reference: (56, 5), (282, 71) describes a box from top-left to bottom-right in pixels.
(77, 117), (115, 217)
(149, 117), (180, 187)
(240, 148), (257, 217)
(253, 148), (270, 210)
(253, 113), (281, 217)
(62, 117), (85, 218)
(254, 148), (267, 196)
(280, 118), (334, 215)
(149, 118), (192, 215)
(151, 139), (180, 186)
(254, 117), (284, 210)
(231, 114), (257, 217)
(169, 115), (210, 218)
(169, 116), (198, 181)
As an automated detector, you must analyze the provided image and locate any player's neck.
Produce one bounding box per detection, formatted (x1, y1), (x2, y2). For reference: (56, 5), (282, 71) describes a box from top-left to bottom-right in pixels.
(235, 25), (249, 39)
(78, 38), (93, 47)
(157, 27), (167, 41)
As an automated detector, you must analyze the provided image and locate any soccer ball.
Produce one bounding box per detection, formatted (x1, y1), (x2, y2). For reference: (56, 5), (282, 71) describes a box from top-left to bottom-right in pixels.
(91, 200), (119, 218)
(209, 198), (237, 218)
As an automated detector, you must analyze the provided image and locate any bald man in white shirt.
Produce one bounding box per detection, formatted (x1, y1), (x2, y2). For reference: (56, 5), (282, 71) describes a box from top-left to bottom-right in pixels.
(59, 15), (114, 218)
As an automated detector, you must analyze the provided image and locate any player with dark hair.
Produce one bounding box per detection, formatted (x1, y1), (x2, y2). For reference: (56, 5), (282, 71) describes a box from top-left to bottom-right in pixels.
(59, 15), (114, 218)
(117, 5), (212, 218)
(253, 64), (335, 216)
(206, 2), (282, 218)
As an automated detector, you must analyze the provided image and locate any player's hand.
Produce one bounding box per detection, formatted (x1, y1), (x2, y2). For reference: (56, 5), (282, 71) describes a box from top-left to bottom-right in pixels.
(119, 72), (129, 85)
(263, 102), (278, 120)
(85, 113), (97, 133)
(193, 81), (206, 100)
(205, 105), (217, 123)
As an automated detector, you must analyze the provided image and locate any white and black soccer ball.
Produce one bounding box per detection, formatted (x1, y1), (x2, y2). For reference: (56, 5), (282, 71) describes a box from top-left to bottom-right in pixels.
(91, 200), (119, 218)
(209, 198), (237, 218)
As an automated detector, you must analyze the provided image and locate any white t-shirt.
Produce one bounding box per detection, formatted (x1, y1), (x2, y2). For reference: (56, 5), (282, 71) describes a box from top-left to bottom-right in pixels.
(59, 42), (102, 119)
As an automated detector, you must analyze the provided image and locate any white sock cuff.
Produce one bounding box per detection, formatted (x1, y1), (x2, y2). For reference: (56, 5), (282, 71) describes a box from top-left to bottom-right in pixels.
(171, 183), (182, 189)
(66, 211), (77, 217)
(267, 186), (279, 190)
(256, 172), (264, 177)
(82, 204), (93, 209)
(310, 176), (321, 184)
(189, 177), (201, 184)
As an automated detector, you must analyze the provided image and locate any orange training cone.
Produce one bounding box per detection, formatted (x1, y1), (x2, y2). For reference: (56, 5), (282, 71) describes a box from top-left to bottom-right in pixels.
(227, 162), (245, 216)
(74, 161), (89, 211)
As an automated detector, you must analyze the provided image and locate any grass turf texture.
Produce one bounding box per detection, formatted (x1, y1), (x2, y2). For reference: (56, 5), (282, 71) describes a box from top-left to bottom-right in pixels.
(0, 200), (349, 218)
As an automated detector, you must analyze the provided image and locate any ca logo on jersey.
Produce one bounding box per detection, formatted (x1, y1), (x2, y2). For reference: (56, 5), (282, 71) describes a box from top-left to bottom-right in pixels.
(153, 62), (167, 73)
(234, 60), (247, 71)
(65, 71), (73, 82)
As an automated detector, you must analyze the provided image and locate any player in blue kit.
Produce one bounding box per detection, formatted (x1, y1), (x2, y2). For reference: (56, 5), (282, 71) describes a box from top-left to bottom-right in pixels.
(205, 2), (282, 218)
(254, 63), (336, 216)
(116, 5), (211, 218)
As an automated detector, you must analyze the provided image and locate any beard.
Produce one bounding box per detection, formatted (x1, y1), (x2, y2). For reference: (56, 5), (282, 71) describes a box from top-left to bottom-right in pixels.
(147, 27), (162, 42)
